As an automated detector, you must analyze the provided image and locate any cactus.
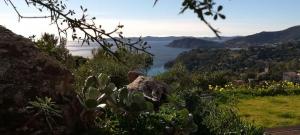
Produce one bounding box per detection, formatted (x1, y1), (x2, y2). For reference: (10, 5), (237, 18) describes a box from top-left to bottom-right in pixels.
(80, 73), (154, 115)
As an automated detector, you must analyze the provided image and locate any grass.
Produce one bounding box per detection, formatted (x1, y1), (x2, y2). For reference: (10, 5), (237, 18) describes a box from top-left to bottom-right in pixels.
(237, 95), (300, 128)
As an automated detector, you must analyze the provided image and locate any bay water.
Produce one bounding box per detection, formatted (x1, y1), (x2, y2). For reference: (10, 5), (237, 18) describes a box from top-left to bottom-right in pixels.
(67, 40), (189, 76)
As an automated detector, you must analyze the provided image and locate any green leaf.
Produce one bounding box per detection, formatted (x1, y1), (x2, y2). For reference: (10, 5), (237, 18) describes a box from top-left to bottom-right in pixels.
(119, 87), (129, 104)
(86, 87), (99, 100)
(132, 92), (145, 103)
(85, 99), (98, 108)
(204, 12), (212, 16)
(217, 5), (223, 12)
(83, 76), (98, 94)
(97, 73), (110, 86)
(129, 102), (141, 112)
(219, 14), (226, 19)
(178, 109), (190, 121)
(214, 15), (218, 20)
(145, 102), (154, 111)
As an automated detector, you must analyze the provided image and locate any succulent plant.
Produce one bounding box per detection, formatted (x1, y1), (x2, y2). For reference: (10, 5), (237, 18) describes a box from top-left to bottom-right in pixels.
(80, 73), (154, 115)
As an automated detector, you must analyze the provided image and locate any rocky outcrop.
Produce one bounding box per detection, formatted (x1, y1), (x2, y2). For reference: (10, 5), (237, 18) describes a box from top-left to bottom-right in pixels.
(127, 70), (144, 83)
(0, 26), (83, 134)
(127, 75), (169, 103)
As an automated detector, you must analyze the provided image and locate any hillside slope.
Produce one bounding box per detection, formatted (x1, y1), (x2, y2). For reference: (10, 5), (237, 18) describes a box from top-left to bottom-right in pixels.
(167, 38), (224, 49)
(225, 26), (300, 48)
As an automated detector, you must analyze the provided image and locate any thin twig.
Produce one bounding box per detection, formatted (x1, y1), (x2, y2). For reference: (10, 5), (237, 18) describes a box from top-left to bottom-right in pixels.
(7, 0), (50, 21)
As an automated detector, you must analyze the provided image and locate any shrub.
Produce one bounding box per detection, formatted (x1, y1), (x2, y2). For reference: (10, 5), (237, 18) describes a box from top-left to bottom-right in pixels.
(34, 33), (88, 70)
(74, 48), (153, 90)
(200, 101), (263, 135)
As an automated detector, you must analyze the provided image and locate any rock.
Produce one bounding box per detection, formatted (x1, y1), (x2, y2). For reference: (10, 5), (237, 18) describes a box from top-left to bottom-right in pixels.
(0, 26), (83, 134)
(127, 70), (144, 83)
(127, 76), (169, 103)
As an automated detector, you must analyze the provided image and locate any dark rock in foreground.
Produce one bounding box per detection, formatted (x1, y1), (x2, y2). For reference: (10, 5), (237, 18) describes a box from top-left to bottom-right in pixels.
(0, 26), (83, 135)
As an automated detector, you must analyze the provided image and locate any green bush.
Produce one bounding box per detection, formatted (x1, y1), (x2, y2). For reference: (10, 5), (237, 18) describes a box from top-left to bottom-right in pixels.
(75, 73), (199, 135)
(156, 64), (231, 91)
(34, 33), (88, 70)
(74, 48), (153, 90)
(200, 102), (263, 135)
(156, 63), (191, 91)
(177, 87), (263, 135)
(33, 35), (265, 134)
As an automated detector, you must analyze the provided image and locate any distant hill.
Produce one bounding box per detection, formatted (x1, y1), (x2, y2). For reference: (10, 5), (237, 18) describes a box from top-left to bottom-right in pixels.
(201, 36), (238, 43)
(141, 36), (186, 41)
(225, 25), (300, 48)
(166, 38), (224, 49)
(127, 36), (235, 43)
(125, 36), (191, 42)
(165, 41), (300, 81)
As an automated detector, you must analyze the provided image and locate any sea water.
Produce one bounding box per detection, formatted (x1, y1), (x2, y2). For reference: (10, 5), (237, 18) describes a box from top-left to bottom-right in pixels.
(67, 40), (189, 76)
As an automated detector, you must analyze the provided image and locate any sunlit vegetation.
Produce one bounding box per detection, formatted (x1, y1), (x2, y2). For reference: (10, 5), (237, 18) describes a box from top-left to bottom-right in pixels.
(4, 0), (300, 134)
(208, 81), (300, 128)
(237, 95), (300, 128)
(166, 41), (300, 81)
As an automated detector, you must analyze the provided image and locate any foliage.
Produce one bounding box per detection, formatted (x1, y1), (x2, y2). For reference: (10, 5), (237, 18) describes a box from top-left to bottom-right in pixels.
(5, 0), (152, 59)
(190, 71), (231, 90)
(75, 72), (200, 134)
(74, 48), (153, 89)
(154, 0), (225, 37)
(167, 41), (300, 81)
(80, 73), (154, 115)
(214, 81), (300, 100)
(170, 85), (263, 135)
(156, 63), (192, 91)
(27, 97), (63, 131)
(75, 73), (157, 134)
(21, 46), (265, 134)
(110, 105), (198, 135)
(110, 112), (165, 135)
(201, 101), (263, 135)
(35, 33), (68, 62)
(157, 64), (231, 91)
(4, 0), (282, 134)
(157, 69), (263, 135)
(237, 95), (300, 128)
(5, 0), (225, 60)
(158, 105), (198, 135)
(34, 33), (87, 70)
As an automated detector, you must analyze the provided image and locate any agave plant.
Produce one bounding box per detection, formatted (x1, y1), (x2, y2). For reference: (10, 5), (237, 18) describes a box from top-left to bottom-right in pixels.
(27, 97), (62, 131)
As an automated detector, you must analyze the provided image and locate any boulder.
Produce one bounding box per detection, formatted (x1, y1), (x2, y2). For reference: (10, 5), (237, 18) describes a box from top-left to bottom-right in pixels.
(0, 26), (83, 134)
(127, 75), (169, 103)
(127, 70), (144, 83)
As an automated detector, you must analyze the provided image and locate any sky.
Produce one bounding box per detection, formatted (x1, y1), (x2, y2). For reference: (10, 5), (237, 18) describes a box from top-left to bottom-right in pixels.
(0, 0), (300, 38)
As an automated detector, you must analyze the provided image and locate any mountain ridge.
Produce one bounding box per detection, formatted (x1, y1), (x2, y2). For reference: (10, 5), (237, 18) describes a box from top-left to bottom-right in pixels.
(166, 37), (225, 49)
(224, 25), (300, 48)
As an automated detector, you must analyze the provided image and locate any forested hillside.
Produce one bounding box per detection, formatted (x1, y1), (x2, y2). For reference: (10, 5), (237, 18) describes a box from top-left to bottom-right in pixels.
(167, 38), (224, 49)
(166, 41), (300, 81)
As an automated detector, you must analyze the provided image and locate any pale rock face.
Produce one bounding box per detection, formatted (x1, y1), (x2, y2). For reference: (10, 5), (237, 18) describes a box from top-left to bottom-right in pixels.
(127, 70), (144, 83)
(127, 75), (169, 102)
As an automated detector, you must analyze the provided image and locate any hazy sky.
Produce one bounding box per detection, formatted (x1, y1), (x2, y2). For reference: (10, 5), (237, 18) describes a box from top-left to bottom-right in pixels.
(0, 0), (300, 38)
